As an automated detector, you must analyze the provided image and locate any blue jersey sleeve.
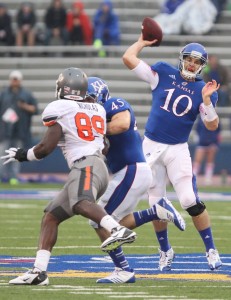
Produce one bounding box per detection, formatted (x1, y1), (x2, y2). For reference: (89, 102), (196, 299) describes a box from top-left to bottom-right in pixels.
(103, 97), (146, 173)
(151, 61), (172, 74)
(104, 97), (130, 121)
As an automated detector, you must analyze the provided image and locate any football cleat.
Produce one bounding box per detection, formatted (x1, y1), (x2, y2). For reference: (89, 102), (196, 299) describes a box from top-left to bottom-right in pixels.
(155, 198), (186, 231)
(206, 249), (222, 270)
(96, 268), (135, 283)
(158, 247), (175, 271)
(9, 270), (49, 285)
(101, 226), (137, 252)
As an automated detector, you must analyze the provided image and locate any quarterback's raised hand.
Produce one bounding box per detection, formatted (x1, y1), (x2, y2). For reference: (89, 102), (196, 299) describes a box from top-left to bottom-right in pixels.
(1, 147), (28, 165)
(202, 79), (220, 105)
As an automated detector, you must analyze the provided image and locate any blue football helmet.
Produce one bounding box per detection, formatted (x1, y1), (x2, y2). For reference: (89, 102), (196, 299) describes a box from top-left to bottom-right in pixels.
(179, 43), (208, 80)
(87, 77), (110, 104)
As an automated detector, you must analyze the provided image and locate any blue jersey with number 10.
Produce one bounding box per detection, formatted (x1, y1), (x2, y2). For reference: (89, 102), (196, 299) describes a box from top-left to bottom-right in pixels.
(104, 97), (146, 173)
(145, 62), (218, 144)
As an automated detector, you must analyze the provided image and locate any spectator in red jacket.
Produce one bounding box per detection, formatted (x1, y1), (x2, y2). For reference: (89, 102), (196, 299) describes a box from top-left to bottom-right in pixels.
(66, 1), (93, 45)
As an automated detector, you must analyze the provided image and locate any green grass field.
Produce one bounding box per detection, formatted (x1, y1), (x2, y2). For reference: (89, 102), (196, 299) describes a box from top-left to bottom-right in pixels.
(0, 183), (231, 300)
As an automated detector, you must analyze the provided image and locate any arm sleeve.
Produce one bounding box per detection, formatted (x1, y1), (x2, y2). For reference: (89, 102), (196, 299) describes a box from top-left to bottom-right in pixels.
(132, 60), (159, 90)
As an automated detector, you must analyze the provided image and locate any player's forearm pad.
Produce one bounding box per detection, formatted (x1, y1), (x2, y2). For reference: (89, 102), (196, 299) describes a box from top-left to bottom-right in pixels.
(204, 103), (218, 122)
(27, 147), (40, 161)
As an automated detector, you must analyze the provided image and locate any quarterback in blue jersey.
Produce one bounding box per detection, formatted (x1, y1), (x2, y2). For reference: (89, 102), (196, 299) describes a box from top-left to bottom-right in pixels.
(87, 76), (185, 283)
(123, 35), (222, 271)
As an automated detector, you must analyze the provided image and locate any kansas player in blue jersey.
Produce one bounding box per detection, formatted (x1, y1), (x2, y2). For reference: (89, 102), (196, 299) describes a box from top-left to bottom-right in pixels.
(87, 76), (185, 283)
(193, 118), (221, 185)
(123, 35), (222, 271)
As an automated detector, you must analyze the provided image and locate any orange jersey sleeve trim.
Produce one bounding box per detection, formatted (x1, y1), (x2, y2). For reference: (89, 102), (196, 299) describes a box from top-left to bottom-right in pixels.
(43, 116), (58, 127)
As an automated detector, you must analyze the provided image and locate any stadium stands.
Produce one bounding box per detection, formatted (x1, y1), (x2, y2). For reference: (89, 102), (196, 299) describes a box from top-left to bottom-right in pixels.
(0, 0), (231, 142)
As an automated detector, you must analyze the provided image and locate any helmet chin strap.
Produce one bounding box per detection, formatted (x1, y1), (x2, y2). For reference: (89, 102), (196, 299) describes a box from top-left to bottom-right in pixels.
(181, 69), (196, 80)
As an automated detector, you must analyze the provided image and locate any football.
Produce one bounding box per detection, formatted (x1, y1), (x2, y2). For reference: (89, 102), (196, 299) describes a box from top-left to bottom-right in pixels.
(141, 17), (163, 47)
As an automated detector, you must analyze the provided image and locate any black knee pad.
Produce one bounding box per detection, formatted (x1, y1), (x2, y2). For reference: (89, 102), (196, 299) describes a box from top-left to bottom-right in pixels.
(186, 201), (206, 217)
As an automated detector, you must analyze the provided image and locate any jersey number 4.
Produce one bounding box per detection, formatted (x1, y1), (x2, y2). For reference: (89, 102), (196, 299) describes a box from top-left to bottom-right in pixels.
(75, 112), (105, 141)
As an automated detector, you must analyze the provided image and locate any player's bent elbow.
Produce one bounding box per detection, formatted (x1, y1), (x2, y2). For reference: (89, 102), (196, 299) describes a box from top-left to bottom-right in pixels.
(205, 119), (219, 131)
(206, 122), (219, 131)
(210, 124), (219, 131)
(122, 54), (129, 65)
(116, 120), (130, 133)
(122, 54), (133, 69)
(121, 122), (130, 132)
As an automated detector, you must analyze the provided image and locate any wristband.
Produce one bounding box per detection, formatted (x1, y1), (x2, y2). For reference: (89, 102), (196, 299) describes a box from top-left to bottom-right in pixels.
(204, 103), (218, 122)
(27, 147), (40, 161)
(14, 149), (28, 162)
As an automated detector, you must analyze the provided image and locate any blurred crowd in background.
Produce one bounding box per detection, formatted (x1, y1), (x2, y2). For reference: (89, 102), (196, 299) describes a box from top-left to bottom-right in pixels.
(0, 0), (120, 48)
(154, 0), (228, 35)
(0, 0), (230, 48)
